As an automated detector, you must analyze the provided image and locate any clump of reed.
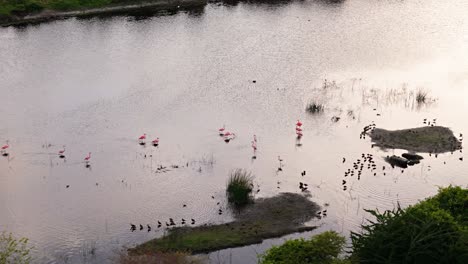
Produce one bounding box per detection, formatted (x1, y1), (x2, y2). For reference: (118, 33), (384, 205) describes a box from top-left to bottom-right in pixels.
(226, 169), (254, 207)
(306, 101), (324, 114)
(416, 89), (428, 104)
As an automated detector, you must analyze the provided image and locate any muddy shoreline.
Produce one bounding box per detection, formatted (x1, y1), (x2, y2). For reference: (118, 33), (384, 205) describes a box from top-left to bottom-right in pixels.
(130, 193), (320, 255)
(370, 126), (462, 153)
(0, 0), (208, 27)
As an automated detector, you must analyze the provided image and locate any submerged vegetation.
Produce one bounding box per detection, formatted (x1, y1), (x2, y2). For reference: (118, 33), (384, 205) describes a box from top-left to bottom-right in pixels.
(0, 232), (32, 264)
(130, 193), (319, 255)
(226, 169), (253, 206)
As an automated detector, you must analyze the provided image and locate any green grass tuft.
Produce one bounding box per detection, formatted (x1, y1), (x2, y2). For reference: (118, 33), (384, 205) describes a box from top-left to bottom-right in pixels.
(226, 169), (253, 207)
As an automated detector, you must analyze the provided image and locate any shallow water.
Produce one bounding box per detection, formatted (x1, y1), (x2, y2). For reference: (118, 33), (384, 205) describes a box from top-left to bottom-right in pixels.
(1, 0), (468, 263)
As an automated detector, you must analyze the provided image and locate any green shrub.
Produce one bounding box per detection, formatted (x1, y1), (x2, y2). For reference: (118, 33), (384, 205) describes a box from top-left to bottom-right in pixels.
(0, 232), (33, 264)
(259, 231), (347, 264)
(226, 169), (253, 207)
(351, 186), (468, 264)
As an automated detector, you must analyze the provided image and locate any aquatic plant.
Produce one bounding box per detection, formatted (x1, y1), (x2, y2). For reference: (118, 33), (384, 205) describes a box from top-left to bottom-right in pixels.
(306, 101), (324, 114)
(0, 232), (32, 264)
(258, 231), (347, 264)
(416, 89), (428, 104)
(226, 169), (253, 206)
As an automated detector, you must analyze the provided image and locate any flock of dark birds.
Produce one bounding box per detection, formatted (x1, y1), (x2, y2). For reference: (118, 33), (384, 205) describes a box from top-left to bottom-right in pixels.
(130, 217), (197, 232)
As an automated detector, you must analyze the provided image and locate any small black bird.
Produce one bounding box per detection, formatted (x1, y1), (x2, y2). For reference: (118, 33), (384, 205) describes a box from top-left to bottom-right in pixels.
(66, 185), (70, 188)
(342, 180), (346, 185)
(191, 219), (195, 224)
(139, 224), (143, 231)
(183, 204), (187, 207)
(342, 158), (346, 163)
(130, 224), (136, 232)
(147, 224), (151, 232)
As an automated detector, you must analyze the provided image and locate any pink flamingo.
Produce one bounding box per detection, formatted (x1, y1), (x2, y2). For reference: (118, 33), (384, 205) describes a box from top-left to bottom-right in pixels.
(138, 133), (147, 145)
(251, 141), (257, 159)
(58, 145), (66, 158)
(224, 132), (235, 143)
(296, 131), (303, 138)
(84, 152), (91, 163)
(218, 125), (225, 136)
(152, 138), (159, 146)
(251, 141), (257, 151)
(296, 120), (302, 127)
(1, 141), (9, 152)
(296, 127), (302, 132)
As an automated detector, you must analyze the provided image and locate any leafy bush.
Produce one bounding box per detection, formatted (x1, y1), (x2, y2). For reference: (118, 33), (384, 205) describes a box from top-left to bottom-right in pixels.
(351, 186), (468, 264)
(226, 169), (253, 207)
(259, 231), (347, 264)
(0, 232), (33, 264)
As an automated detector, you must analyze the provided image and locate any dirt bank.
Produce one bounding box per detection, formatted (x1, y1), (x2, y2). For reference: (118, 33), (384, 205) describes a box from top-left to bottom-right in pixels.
(370, 126), (462, 153)
(1, 0), (207, 27)
(129, 193), (320, 255)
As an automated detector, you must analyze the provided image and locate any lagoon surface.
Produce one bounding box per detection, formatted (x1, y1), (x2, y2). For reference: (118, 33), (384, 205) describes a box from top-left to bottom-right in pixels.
(1, 0), (468, 263)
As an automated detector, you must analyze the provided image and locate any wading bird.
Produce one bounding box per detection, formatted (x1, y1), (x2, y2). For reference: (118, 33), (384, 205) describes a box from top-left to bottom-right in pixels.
(152, 138), (159, 147)
(84, 152), (91, 165)
(218, 125), (225, 136)
(1, 140), (9, 155)
(138, 133), (146, 145)
(58, 146), (66, 158)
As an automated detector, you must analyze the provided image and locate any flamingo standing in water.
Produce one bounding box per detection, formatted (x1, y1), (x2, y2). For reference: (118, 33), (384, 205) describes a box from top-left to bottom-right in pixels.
(296, 120), (303, 140)
(251, 141), (257, 159)
(218, 125), (226, 136)
(1, 141), (9, 156)
(138, 133), (146, 145)
(84, 152), (91, 165)
(152, 138), (159, 147)
(224, 132), (235, 143)
(58, 145), (66, 158)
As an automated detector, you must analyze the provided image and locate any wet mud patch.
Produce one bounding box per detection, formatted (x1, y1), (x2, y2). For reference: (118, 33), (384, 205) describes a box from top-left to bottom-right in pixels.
(129, 193), (319, 255)
(370, 126), (462, 153)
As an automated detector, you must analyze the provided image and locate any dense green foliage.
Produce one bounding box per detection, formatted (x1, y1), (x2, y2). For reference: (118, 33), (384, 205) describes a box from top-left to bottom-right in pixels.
(259, 231), (347, 264)
(351, 186), (468, 264)
(0, 232), (32, 264)
(0, 0), (125, 18)
(226, 169), (253, 206)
